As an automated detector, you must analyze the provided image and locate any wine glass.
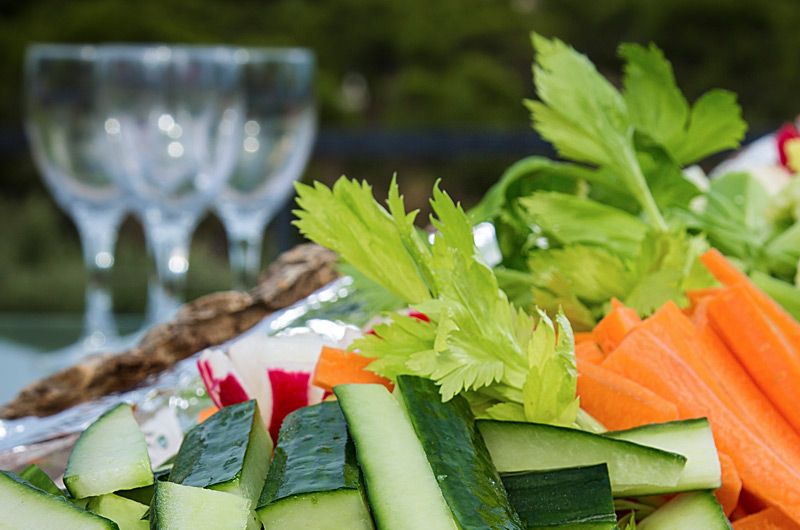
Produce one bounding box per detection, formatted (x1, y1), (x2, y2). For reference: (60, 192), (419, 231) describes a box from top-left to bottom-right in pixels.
(214, 47), (316, 290)
(96, 44), (243, 324)
(24, 44), (127, 355)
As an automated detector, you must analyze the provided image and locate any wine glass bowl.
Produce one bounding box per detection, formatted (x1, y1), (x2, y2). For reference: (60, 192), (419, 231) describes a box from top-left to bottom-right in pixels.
(96, 44), (244, 322)
(214, 47), (316, 290)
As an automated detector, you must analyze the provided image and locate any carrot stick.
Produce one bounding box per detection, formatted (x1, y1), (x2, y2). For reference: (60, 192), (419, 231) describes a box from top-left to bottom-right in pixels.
(716, 452), (742, 518)
(700, 248), (751, 287)
(311, 346), (394, 393)
(592, 298), (641, 354)
(602, 329), (800, 522)
(574, 332), (595, 344)
(638, 301), (800, 471)
(700, 248), (800, 348)
(732, 506), (752, 522)
(732, 507), (800, 530)
(706, 285), (800, 435)
(686, 287), (724, 308)
(197, 406), (219, 424)
(637, 302), (740, 416)
(575, 340), (605, 365)
(576, 358), (678, 430)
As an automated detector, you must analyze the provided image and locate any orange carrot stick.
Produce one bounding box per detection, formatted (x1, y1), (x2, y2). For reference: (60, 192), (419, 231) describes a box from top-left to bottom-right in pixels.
(602, 329), (800, 522)
(575, 340), (605, 365)
(311, 346), (394, 393)
(637, 301), (800, 471)
(716, 452), (742, 518)
(700, 248), (800, 348)
(731, 505), (752, 522)
(732, 507), (800, 530)
(197, 406), (219, 424)
(576, 358), (678, 431)
(706, 285), (800, 435)
(637, 302), (740, 416)
(686, 287), (724, 308)
(574, 332), (595, 344)
(592, 298), (641, 354)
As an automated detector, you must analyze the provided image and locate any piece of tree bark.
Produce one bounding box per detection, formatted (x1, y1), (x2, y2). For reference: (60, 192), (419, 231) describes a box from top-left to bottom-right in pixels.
(0, 243), (339, 420)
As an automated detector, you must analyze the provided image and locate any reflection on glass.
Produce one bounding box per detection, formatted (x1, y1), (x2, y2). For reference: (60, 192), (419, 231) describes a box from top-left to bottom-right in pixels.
(215, 48), (316, 290)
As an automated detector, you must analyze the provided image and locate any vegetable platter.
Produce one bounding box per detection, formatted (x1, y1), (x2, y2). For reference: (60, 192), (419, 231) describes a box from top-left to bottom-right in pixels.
(5, 32), (800, 528)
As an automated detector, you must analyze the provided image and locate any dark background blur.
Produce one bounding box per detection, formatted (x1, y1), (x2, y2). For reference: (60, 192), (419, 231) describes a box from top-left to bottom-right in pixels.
(2, 0), (799, 315)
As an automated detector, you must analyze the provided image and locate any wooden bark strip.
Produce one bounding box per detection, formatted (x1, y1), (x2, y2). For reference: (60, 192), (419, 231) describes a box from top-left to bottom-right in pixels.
(0, 244), (339, 420)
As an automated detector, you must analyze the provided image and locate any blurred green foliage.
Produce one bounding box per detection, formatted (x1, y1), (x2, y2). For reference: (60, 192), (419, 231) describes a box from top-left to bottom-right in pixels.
(2, 0), (800, 314)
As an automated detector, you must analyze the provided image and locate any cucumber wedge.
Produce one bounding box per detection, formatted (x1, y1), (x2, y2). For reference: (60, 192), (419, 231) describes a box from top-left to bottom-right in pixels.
(169, 399), (272, 505)
(256, 401), (374, 530)
(477, 420), (687, 497)
(86, 493), (149, 530)
(151, 480), (251, 529)
(64, 403), (153, 499)
(501, 464), (617, 530)
(0, 470), (119, 529)
(605, 418), (721, 493)
(334, 383), (459, 530)
(638, 491), (732, 529)
(395, 375), (525, 530)
(19, 463), (63, 497)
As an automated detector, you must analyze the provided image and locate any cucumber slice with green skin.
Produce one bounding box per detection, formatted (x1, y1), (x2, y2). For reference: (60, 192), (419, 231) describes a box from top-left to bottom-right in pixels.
(334, 383), (459, 530)
(395, 375), (525, 530)
(501, 464), (617, 530)
(477, 420), (687, 497)
(256, 401), (374, 530)
(64, 403), (154, 499)
(169, 399), (272, 506)
(0, 470), (119, 529)
(19, 463), (63, 496)
(605, 418), (721, 493)
(151, 480), (251, 530)
(638, 491), (732, 529)
(86, 493), (149, 530)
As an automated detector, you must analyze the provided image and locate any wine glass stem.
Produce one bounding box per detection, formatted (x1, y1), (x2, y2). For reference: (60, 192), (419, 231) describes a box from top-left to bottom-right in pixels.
(74, 210), (123, 347)
(227, 230), (264, 291)
(144, 220), (194, 323)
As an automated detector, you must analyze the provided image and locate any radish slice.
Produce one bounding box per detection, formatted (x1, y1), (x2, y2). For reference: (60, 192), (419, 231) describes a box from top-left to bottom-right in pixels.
(199, 325), (360, 442)
(197, 349), (252, 408)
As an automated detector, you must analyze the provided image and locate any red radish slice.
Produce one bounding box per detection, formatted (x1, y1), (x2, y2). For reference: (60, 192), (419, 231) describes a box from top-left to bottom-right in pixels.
(197, 350), (252, 408)
(267, 369), (312, 441)
(199, 329), (352, 442)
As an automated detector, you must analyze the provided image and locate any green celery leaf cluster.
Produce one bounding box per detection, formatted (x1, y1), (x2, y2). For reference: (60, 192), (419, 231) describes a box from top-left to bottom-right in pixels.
(294, 177), (580, 426)
(471, 33), (748, 327)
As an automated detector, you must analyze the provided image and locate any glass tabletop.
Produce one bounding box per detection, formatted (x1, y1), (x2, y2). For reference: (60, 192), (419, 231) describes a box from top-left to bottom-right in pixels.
(0, 313), (146, 405)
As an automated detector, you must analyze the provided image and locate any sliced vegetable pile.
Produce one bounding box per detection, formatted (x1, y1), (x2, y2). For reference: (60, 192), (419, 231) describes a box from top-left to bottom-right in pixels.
(0, 380), (731, 529)
(6, 32), (800, 529)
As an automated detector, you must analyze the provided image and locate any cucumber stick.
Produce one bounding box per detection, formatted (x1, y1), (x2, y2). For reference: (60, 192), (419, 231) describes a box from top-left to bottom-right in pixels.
(395, 375), (525, 530)
(19, 463), (63, 497)
(151, 480), (251, 529)
(86, 493), (149, 530)
(605, 418), (721, 493)
(256, 401), (374, 530)
(501, 464), (617, 530)
(478, 420), (687, 497)
(169, 399), (272, 505)
(334, 383), (459, 530)
(64, 403), (153, 499)
(638, 491), (732, 529)
(0, 470), (119, 529)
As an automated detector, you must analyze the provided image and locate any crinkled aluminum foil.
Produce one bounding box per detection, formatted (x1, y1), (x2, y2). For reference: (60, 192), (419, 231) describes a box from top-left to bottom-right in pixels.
(0, 276), (366, 476)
